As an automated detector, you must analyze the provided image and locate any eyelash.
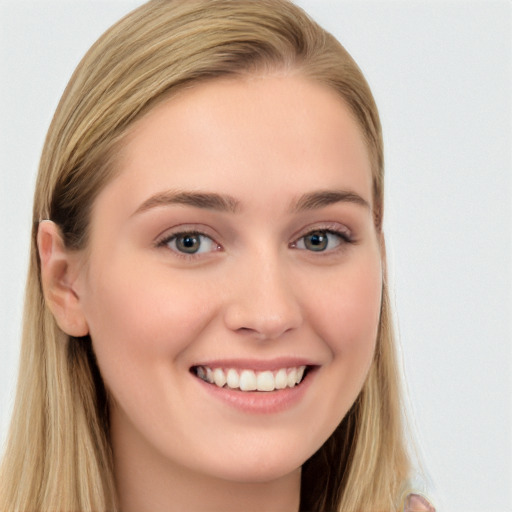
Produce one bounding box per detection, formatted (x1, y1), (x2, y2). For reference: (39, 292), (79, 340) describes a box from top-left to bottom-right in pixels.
(290, 228), (354, 253)
(155, 230), (221, 259)
(155, 226), (354, 259)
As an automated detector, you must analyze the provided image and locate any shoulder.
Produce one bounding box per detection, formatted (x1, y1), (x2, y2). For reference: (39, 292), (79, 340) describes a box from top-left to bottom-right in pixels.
(403, 493), (436, 512)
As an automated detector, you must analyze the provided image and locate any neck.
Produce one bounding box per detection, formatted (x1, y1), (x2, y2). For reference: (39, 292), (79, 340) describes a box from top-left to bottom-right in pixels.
(111, 413), (301, 512)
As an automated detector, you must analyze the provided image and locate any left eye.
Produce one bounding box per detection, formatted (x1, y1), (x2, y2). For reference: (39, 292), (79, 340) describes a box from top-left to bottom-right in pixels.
(294, 230), (346, 252)
(163, 232), (219, 255)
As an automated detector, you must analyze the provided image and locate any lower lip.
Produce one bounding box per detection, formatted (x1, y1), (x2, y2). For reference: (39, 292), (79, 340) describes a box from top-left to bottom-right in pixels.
(193, 370), (315, 414)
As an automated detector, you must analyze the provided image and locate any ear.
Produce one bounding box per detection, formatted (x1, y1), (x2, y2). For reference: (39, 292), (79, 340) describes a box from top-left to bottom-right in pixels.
(37, 220), (89, 337)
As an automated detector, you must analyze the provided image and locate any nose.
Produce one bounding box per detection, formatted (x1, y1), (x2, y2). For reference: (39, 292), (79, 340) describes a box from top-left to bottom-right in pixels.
(223, 251), (303, 341)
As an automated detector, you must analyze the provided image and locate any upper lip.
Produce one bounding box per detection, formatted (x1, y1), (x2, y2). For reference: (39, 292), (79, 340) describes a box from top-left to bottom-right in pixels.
(190, 357), (319, 372)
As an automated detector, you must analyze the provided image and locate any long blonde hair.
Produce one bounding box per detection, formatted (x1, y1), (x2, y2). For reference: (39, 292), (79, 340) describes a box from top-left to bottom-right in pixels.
(0, 1), (410, 510)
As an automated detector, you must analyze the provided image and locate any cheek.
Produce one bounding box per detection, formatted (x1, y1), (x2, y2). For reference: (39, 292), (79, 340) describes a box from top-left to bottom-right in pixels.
(79, 257), (218, 390)
(310, 256), (382, 357)
(310, 253), (381, 392)
(289, 252), (382, 449)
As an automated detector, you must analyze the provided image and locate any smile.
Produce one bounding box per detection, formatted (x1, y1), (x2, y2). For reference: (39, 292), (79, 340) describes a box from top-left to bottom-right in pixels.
(192, 365), (308, 392)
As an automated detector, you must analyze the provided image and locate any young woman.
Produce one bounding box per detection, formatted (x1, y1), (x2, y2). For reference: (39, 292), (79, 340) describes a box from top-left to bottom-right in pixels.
(0, 1), (435, 511)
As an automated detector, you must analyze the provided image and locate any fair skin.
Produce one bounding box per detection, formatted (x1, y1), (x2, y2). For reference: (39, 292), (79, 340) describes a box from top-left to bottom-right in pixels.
(39, 74), (382, 512)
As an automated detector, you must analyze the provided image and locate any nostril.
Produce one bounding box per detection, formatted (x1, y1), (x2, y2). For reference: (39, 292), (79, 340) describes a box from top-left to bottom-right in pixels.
(237, 325), (295, 341)
(237, 327), (255, 334)
(225, 309), (302, 341)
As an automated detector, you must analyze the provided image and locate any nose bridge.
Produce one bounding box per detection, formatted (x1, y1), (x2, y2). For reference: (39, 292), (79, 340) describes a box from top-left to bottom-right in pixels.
(223, 246), (302, 340)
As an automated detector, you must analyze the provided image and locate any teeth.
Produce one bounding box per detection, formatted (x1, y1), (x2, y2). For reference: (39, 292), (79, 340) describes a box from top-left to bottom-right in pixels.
(239, 370), (257, 391)
(226, 368), (239, 389)
(256, 371), (275, 392)
(194, 365), (307, 392)
(275, 368), (288, 389)
(213, 368), (227, 387)
(287, 368), (298, 387)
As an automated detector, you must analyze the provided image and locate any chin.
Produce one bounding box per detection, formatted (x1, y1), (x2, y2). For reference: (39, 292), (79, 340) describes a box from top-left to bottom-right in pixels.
(184, 441), (307, 484)
(208, 460), (302, 485)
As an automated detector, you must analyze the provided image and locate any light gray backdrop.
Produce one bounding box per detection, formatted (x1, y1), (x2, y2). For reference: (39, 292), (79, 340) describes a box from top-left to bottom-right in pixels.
(0, 1), (510, 511)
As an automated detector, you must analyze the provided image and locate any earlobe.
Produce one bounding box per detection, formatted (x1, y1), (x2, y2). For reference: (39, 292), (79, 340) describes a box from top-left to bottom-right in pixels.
(37, 220), (89, 337)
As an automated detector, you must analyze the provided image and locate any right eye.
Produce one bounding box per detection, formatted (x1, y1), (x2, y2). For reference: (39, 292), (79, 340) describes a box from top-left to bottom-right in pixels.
(159, 231), (220, 255)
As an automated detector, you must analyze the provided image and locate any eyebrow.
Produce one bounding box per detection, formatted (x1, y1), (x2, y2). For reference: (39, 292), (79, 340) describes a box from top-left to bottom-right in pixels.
(291, 189), (371, 212)
(133, 190), (241, 216)
(132, 188), (370, 217)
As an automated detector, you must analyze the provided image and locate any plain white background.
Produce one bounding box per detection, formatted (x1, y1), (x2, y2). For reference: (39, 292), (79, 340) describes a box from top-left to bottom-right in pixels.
(0, 1), (510, 510)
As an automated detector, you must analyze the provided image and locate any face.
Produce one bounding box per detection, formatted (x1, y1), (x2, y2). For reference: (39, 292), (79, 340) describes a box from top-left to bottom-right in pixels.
(73, 74), (382, 483)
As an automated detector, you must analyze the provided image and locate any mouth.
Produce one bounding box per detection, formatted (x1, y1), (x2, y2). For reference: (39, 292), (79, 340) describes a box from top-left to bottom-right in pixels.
(190, 365), (312, 392)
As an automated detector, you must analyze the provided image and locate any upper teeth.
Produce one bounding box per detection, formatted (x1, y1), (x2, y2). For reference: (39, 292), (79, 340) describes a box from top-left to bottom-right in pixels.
(194, 366), (306, 392)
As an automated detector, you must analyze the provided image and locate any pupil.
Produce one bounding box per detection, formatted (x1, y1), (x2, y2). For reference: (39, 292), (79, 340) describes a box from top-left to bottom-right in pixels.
(178, 234), (200, 253)
(306, 231), (327, 251)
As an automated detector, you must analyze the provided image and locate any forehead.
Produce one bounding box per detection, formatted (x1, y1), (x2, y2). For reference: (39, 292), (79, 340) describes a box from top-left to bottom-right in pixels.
(97, 74), (373, 215)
